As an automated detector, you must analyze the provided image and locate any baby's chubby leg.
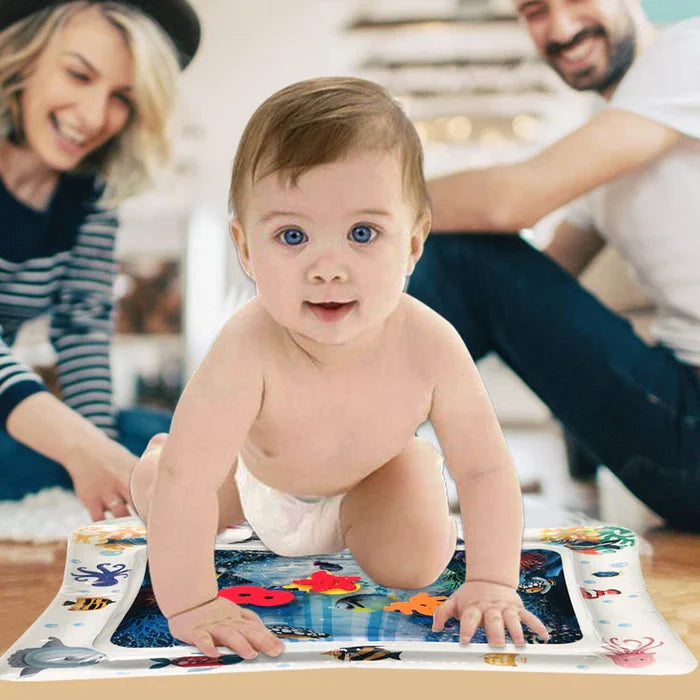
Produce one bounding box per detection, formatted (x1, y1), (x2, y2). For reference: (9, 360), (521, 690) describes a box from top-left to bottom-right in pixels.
(339, 437), (456, 589)
(130, 434), (245, 532)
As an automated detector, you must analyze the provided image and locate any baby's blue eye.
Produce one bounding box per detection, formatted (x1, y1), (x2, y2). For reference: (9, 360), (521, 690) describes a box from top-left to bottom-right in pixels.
(280, 228), (306, 246)
(349, 225), (376, 244)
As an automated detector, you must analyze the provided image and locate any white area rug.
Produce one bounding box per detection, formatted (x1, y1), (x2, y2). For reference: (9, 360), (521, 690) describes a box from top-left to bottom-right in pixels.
(0, 488), (91, 542)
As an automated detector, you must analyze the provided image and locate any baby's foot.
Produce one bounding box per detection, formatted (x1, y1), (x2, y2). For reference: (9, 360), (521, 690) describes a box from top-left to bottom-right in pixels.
(130, 433), (168, 523)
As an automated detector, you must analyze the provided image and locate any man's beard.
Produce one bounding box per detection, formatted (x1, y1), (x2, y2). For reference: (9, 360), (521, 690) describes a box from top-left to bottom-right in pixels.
(545, 24), (636, 94)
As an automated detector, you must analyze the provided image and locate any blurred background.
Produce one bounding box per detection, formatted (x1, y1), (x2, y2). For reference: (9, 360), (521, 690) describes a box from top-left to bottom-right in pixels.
(12, 0), (699, 527)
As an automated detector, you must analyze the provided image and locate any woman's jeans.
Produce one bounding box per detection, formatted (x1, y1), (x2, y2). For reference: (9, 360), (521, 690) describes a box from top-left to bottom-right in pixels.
(407, 234), (700, 531)
(0, 407), (171, 500)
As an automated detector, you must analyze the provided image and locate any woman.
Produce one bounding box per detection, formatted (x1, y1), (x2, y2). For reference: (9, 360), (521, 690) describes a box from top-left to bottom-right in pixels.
(0, 1), (200, 520)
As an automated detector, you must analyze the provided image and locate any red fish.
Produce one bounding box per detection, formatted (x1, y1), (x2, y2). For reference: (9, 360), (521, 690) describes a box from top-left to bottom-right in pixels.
(150, 655), (244, 669)
(579, 587), (621, 599)
(218, 585), (295, 606)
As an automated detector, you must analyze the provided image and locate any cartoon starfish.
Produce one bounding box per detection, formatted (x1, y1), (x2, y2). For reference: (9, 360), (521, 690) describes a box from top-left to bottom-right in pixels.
(285, 570), (361, 593)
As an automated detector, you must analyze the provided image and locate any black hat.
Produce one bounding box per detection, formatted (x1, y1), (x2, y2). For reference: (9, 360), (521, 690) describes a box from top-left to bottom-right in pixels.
(0, 0), (201, 68)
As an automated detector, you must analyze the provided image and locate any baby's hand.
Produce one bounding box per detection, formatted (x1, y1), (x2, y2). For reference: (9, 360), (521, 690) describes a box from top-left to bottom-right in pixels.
(168, 596), (284, 659)
(432, 580), (550, 647)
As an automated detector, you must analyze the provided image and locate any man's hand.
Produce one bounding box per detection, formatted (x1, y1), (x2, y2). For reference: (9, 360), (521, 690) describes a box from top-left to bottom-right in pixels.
(432, 580), (549, 647)
(168, 596), (285, 659)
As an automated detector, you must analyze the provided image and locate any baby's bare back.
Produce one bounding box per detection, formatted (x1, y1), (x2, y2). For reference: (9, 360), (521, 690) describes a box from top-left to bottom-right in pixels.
(238, 296), (439, 497)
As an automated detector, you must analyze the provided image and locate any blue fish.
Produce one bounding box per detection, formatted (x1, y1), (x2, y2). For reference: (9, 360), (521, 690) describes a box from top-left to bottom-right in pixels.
(335, 593), (399, 612)
(593, 571), (620, 578)
(106, 537), (147, 546)
(266, 623), (328, 640)
(8, 637), (106, 677)
(313, 560), (343, 572)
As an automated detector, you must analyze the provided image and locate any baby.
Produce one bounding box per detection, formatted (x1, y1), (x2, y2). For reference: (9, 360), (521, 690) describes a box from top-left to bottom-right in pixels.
(131, 76), (549, 659)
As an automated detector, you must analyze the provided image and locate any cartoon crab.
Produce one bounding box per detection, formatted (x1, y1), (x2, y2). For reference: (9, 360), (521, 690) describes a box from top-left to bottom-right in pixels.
(601, 636), (664, 668)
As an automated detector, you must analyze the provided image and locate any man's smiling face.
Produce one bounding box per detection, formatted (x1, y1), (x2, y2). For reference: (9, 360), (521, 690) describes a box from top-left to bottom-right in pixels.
(513, 0), (637, 94)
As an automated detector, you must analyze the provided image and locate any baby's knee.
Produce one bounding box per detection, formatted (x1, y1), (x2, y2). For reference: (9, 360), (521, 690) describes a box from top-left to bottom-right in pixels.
(369, 560), (444, 590)
(364, 522), (456, 590)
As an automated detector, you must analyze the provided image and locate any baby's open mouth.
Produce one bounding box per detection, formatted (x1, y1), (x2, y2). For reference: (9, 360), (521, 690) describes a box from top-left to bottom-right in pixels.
(305, 301), (356, 322)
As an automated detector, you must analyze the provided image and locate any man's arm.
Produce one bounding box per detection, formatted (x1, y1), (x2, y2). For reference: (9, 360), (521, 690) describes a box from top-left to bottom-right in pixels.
(544, 219), (606, 277)
(428, 109), (683, 232)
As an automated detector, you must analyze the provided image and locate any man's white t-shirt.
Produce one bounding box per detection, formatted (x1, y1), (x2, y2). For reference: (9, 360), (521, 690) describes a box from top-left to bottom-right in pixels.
(565, 17), (700, 367)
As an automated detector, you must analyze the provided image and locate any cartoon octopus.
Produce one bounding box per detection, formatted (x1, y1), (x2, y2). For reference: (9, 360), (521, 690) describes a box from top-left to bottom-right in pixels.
(601, 636), (664, 668)
(71, 563), (130, 587)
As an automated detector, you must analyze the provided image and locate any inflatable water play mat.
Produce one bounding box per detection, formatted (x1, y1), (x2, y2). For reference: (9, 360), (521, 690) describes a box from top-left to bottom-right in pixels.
(0, 518), (696, 680)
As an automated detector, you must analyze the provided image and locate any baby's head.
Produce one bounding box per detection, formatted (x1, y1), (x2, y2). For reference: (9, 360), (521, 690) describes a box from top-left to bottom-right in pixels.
(229, 76), (429, 225)
(228, 77), (431, 346)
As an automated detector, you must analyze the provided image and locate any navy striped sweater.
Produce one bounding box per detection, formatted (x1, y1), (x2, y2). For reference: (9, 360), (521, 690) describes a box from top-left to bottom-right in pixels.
(0, 173), (117, 438)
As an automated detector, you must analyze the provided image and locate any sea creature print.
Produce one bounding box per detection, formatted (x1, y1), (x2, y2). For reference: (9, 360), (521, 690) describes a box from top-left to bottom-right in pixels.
(314, 560), (343, 572)
(384, 592), (448, 616)
(150, 654), (244, 669)
(8, 638), (106, 678)
(540, 526), (635, 555)
(323, 646), (402, 662)
(266, 624), (329, 640)
(62, 597), (116, 611)
(335, 593), (400, 612)
(520, 551), (549, 571)
(72, 525), (145, 547)
(579, 587), (621, 600)
(519, 576), (554, 594)
(218, 585), (295, 607)
(601, 637), (664, 668)
(286, 570), (362, 593)
(71, 563), (130, 587)
(100, 537), (147, 552)
(483, 653), (527, 667)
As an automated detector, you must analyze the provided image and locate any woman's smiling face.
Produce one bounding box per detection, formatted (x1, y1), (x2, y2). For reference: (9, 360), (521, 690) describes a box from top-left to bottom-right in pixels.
(20, 6), (134, 172)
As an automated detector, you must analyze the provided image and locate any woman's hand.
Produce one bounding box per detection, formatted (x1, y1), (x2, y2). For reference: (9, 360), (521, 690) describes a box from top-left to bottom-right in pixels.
(168, 596), (285, 659)
(6, 392), (138, 520)
(432, 580), (550, 647)
(67, 438), (136, 520)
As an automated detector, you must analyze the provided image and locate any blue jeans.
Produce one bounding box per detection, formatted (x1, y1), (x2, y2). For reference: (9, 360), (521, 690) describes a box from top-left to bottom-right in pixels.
(407, 234), (700, 531)
(0, 407), (172, 500)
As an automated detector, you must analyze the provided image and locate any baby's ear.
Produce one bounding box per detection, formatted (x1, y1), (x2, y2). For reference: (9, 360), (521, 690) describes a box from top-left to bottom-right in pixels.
(229, 219), (255, 280)
(406, 211), (432, 276)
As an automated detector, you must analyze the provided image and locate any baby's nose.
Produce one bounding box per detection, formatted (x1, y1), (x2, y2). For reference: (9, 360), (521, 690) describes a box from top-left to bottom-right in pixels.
(306, 255), (349, 283)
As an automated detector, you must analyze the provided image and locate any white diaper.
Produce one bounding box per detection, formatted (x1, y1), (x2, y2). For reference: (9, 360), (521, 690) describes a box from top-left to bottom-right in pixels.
(233, 457), (346, 557)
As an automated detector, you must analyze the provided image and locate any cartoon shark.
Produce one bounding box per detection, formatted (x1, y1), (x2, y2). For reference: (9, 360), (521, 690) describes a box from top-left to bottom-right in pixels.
(8, 637), (106, 677)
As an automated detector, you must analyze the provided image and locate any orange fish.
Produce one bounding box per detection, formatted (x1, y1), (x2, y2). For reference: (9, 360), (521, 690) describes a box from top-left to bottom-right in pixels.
(484, 653), (527, 667)
(383, 592), (447, 616)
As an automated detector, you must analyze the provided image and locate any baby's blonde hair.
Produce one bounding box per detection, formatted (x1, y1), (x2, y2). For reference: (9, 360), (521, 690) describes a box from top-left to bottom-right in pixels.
(0, 1), (180, 205)
(229, 77), (429, 222)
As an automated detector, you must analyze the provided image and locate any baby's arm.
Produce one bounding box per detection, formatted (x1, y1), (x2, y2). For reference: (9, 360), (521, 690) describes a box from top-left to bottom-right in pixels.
(427, 318), (549, 646)
(146, 316), (282, 658)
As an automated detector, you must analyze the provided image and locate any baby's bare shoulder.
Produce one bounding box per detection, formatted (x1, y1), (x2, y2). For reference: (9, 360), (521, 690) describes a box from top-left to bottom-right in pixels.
(401, 294), (467, 355)
(217, 298), (278, 355)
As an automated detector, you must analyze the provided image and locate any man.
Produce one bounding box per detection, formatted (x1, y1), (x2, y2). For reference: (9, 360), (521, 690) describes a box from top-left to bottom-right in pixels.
(407, 0), (700, 530)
